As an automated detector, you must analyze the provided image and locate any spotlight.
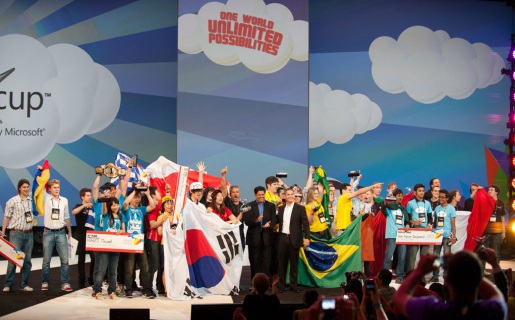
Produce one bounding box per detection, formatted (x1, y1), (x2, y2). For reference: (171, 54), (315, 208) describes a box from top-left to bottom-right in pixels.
(508, 33), (515, 62)
(511, 177), (515, 189)
(512, 199), (515, 212)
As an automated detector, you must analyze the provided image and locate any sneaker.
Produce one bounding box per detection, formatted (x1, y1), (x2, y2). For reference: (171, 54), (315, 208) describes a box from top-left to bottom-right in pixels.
(61, 283), (73, 292)
(41, 283), (49, 291)
(484, 271), (491, 276)
(3, 287), (11, 292)
(395, 279), (403, 284)
(21, 286), (34, 292)
(143, 289), (156, 299)
(109, 292), (119, 299)
(95, 292), (103, 299)
(428, 276), (439, 283)
(125, 290), (133, 298)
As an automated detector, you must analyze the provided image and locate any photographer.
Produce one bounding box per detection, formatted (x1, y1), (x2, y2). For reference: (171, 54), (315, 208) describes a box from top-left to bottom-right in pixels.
(360, 278), (390, 320)
(392, 252), (507, 319)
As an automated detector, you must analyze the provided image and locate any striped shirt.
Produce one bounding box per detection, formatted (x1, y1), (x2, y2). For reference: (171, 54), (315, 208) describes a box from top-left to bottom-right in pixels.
(5, 195), (33, 231)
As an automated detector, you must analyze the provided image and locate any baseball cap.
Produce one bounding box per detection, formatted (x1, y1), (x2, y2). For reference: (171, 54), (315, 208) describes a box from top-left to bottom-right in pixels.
(161, 195), (174, 204)
(190, 182), (203, 191)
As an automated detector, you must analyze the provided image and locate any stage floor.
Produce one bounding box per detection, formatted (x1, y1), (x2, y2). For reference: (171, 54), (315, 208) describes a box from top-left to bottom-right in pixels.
(1, 257), (514, 319)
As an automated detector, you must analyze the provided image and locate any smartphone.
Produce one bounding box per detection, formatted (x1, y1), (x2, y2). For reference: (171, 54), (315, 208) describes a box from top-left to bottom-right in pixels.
(321, 298), (336, 310)
(343, 294), (349, 300)
(365, 279), (375, 291)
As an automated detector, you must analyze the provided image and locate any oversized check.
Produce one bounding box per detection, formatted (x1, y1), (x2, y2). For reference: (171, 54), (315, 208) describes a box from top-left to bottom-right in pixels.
(0, 236), (25, 268)
(86, 231), (144, 253)
(395, 228), (443, 245)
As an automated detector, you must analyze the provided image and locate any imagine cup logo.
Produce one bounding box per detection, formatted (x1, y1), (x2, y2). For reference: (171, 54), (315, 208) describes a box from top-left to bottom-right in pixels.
(178, 0), (308, 74)
(0, 34), (120, 169)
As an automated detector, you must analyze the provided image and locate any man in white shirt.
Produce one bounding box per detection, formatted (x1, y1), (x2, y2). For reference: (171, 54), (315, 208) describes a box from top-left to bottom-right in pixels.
(277, 188), (310, 293)
(41, 179), (73, 292)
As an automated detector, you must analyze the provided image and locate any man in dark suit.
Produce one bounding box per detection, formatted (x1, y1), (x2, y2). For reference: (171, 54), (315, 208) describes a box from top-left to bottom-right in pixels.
(244, 186), (277, 283)
(277, 188), (310, 293)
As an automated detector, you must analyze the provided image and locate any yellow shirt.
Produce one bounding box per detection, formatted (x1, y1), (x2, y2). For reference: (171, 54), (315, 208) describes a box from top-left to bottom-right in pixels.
(336, 194), (352, 230)
(305, 201), (328, 233)
(265, 191), (281, 205)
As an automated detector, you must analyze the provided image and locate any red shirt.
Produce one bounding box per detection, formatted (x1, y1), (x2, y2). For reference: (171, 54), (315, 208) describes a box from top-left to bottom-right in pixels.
(212, 207), (233, 222)
(145, 202), (162, 242)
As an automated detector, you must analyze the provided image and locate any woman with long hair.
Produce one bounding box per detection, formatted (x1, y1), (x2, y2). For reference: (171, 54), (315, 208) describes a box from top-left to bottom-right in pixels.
(207, 189), (241, 223)
(305, 186), (329, 240)
(157, 195), (178, 295)
(94, 198), (124, 299)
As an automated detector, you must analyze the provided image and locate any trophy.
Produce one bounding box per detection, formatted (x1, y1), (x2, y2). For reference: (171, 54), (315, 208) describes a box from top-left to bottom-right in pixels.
(131, 154), (138, 167)
(95, 162), (126, 178)
(240, 198), (251, 212)
(133, 179), (148, 191)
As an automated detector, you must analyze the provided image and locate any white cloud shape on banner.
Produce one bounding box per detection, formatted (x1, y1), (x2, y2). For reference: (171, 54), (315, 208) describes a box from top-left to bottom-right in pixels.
(369, 25), (505, 104)
(309, 82), (382, 148)
(0, 34), (120, 168)
(178, 0), (308, 74)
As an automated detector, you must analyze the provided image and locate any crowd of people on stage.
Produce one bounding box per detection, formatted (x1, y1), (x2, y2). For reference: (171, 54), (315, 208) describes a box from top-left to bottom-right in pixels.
(0, 162), (512, 319)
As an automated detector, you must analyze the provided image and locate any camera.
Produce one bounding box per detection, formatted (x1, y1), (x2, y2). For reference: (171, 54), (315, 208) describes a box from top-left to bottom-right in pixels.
(321, 298), (335, 310)
(347, 170), (360, 178)
(276, 172), (288, 178)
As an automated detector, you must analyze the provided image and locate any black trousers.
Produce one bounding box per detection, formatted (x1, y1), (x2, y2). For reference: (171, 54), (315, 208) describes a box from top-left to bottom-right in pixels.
(77, 233), (95, 285)
(248, 234), (272, 280)
(277, 233), (300, 289)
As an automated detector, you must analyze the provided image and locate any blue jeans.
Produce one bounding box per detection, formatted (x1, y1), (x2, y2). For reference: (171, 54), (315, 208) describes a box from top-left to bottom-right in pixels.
(433, 243), (451, 277)
(95, 252), (119, 294)
(4, 231), (33, 289)
(41, 229), (69, 284)
(383, 238), (406, 279)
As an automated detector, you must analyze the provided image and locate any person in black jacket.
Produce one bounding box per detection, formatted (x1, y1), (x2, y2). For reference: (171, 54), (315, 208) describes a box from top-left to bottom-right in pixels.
(277, 188), (310, 293)
(244, 186), (277, 282)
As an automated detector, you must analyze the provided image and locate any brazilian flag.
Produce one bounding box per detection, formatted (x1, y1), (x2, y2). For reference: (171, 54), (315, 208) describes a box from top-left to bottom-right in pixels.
(298, 216), (362, 288)
(312, 166), (331, 227)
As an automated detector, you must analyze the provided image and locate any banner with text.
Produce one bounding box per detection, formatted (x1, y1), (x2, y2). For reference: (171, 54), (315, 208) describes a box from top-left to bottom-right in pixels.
(86, 231), (144, 253)
(0, 237), (25, 268)
(395, 228), (443, 245)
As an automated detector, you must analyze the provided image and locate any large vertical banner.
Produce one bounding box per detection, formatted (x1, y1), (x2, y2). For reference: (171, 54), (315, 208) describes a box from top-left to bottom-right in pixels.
(309, 1), (511, 201)
(0, 1), (177, 227)
(177, 0), (309, 196)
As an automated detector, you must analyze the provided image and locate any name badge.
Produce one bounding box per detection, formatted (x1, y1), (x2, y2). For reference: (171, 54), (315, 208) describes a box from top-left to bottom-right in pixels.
(418, 212), (426, 223)
(395, 211), (403, 225)
(51, 208), (60, 220)
(490, 213), (496, 222)
(318, 212), (326, 224)
(25, 211), (33, 223)
(437, 211), (445, 227)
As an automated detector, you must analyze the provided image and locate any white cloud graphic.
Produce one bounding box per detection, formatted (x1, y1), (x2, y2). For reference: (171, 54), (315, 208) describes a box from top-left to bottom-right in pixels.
(369, 26), (505, 104)
(178, 0), (308, 74)
(0, 34), (120, 168)
(309, 82), (382, 148)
